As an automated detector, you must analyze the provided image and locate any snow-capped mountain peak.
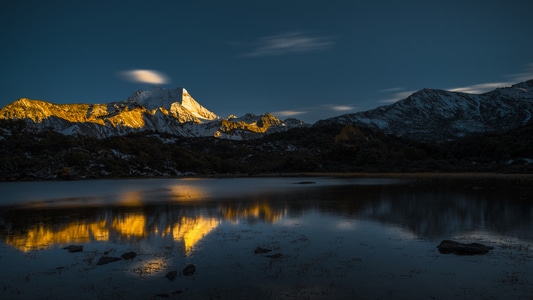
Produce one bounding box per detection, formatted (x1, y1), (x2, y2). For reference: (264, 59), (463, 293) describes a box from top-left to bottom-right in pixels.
(0, 87), (307, 139)
(128, 87), (219, 121)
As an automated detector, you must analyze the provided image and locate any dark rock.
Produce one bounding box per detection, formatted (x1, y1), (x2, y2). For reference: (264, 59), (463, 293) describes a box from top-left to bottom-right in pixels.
(294, 181), (316, 184)
(183, 264), (196, 276)
(265, 253), (284, 259)
(96, 256), (122, 265)
(254, 247), (272, 254)
(63, 245), (83, 253)
(165, 270), (178, 281)
(121, 251), (137, 260)
(155, 293), (169, 298)
(437, 240), (494, 255)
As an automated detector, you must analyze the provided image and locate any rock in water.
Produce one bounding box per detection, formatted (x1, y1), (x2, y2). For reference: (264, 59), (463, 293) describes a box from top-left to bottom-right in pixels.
(437, 240), (494, 255)
(254, 247), (272, 254)
(63, 245), (83, 252)
(183, 264), (196, 276)
(121, 251), (137, 260)
(96, 256), (122, 265)
(265, 253), (284, 259)
(165, 271), (178, 281)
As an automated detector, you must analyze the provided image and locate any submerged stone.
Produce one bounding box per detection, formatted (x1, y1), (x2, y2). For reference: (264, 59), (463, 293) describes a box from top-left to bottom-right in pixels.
(165, 271), (178, 281)
(254, 247), (272, 254)
(183, 264), (196, 276)
(96, 256), (122, 265)
(437, 240), (494, 255)
(265, 253), (284, 259)
(121, 251), (137, 260)
(63, 245), (83, 253)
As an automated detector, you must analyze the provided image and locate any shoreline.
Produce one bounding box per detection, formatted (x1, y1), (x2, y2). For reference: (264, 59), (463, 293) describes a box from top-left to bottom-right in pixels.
(4, 171), (533, 186)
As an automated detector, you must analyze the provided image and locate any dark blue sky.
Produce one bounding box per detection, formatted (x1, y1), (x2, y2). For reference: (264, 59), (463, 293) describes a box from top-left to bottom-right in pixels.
(1, 0), (532, 123)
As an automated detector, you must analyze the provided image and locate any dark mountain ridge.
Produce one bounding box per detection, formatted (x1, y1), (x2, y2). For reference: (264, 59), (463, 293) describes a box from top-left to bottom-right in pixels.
(317, 80), (533, 141)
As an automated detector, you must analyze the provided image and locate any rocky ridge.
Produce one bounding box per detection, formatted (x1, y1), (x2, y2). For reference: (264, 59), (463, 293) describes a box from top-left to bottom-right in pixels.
(317, 80), (533, 141)
(0, 87), (307, 139)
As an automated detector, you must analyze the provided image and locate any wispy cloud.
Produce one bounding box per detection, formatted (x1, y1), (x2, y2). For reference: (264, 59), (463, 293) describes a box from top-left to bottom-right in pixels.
(448, 82), (511, 94)
(272, 110), (308, 117)
(505, 63), (533, 82)
(272, 103), (356, 121)
(119, 69), (169, 84)
(378, 88), (416, 103)
(330, 105), (355, 111)
(449, 63), (533, 94)
(377, 63), (533, 103)
(379, 87), (404, 93)
(240, 32), (335, 57)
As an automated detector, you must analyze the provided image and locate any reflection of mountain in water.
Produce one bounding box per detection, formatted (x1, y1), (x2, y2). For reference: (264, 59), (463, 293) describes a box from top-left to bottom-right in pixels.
(0, 201), (286, 253)
(1, 206), (222, 254)
(339, 184), (533, 241)
(1, 180), (532, 252)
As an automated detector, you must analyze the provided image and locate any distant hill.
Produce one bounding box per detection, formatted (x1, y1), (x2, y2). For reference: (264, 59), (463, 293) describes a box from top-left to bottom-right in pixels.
(317, 80), (533, 141)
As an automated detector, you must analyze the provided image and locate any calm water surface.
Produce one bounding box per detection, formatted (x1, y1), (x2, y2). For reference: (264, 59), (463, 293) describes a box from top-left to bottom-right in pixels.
(0, 177), (532, 299)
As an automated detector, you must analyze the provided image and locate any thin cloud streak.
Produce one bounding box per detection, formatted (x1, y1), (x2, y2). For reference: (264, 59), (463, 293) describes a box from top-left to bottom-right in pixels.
(449, 63), (533, 94)
(449, 82), (511, 94)
(273, 110), (308, 117)
(331, 105), (355, 111)
(379, 90), (416, 103)
(240, 32), (335, 57)
(376, 63), (533, 104)
(379, 87), (404, 93)
(273, 103), (356, 122)
(505, 62), (533, 82)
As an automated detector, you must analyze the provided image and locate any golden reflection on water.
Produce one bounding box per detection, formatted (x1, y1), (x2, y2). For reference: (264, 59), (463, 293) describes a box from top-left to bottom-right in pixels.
(170, 183), (207, 200)
(220, 202), (285, 224)
(3, 202), (282, 253)
(171, 216), (220, 254)
(111, 214), (147, 238)
(5, 220), (109, 252)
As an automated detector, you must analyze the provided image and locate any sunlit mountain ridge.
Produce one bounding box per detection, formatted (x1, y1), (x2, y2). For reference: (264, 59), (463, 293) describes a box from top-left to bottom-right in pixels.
(0, 87), (307, 139)
(1, 80), (532, 141)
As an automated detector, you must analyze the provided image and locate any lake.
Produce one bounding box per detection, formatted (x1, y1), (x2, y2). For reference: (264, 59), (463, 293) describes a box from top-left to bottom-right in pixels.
(0, 176), (532, 299)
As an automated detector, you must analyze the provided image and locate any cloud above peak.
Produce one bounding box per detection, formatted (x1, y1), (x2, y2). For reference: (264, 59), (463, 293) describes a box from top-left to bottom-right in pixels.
(240, 32), (335, 57)
(448, 82), (511, 94)
(120, 69), (169, 84)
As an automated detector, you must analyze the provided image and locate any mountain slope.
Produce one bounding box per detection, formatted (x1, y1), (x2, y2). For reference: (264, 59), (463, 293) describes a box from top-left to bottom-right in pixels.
(318, 80), (533, 141)
(0, 87), (306, 139)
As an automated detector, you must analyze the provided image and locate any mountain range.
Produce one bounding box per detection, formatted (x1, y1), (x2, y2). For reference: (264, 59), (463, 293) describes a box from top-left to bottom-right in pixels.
(1, 80), (533, 179)
(317, 79), (533, 141)
(1, 80), (532, 141)
(0, 87), (306, 140)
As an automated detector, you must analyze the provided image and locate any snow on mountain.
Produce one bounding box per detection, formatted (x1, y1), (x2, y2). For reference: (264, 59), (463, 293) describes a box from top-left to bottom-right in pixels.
(0, 87), (307, 139)
(317, 79), (533, 141)
(128, 87), (219, 122)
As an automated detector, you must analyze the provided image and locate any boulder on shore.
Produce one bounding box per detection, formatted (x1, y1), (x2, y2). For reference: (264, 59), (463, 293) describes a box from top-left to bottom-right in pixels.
(437, 240), (494, 255)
